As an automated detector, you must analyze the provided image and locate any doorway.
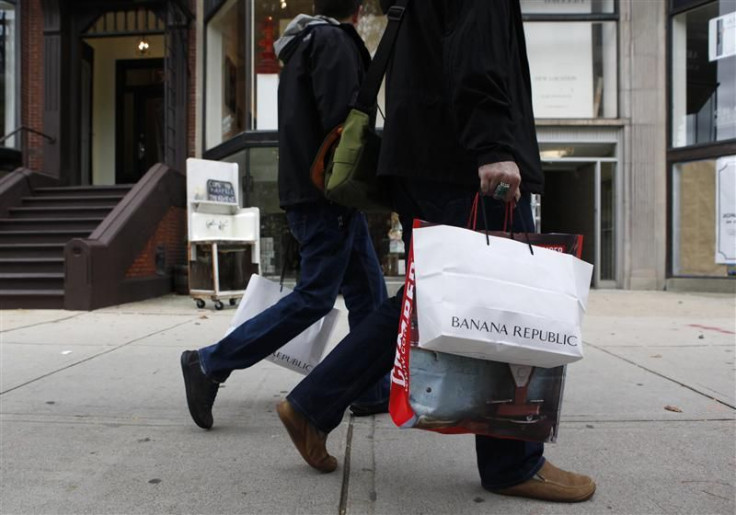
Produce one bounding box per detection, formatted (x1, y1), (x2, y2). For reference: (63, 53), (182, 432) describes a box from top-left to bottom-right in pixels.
(115, 58), (164, 184)
(539, 159), (618, 287)
(541, 163), (596, 267)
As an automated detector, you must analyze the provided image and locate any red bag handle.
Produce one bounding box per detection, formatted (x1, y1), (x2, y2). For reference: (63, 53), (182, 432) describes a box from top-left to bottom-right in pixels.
(468, 191), (534, 254)
(467, 193), (480, 230)
(503, 201), (514, 233)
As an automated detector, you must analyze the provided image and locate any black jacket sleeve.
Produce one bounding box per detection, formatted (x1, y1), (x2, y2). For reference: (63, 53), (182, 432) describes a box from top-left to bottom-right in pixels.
(308, 27), (364, 132)
(444, 0), (518, 168)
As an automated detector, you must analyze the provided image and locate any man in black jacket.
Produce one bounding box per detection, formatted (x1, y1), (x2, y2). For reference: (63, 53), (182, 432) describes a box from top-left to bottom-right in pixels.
(180, 0), (389, 431)
(277, 0), (597, 502)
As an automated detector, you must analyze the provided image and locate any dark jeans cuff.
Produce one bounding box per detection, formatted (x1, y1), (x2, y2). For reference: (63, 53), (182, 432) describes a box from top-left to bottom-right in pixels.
(197, 349), (230, 383)
(350, 398), (388, 408)
(286, 394), (334, 435)
(481, 456), (546, 491)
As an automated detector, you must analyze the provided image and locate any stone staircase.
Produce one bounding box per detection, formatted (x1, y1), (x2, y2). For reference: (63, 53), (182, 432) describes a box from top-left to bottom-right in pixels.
(0, 185), (133, 309)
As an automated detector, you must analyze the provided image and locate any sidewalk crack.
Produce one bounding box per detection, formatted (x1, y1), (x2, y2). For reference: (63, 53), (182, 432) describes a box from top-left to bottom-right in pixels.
(586, 342), (736, 410)
(0, 318), (194, 396)
(0, 312), (85, 334)
(338, 415), (355, 515)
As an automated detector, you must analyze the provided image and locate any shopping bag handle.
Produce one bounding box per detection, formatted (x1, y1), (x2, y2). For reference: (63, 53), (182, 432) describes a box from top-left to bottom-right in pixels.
(503, 201), (513, 232)
(470, 191), (535, 255)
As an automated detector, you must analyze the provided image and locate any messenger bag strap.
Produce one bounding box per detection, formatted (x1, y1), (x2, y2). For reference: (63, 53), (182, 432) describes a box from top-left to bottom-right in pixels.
(353, 0), (411, 113)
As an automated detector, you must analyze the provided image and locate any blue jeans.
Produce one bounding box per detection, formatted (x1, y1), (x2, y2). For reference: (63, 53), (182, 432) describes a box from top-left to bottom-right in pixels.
(287, 178), (544, 489)
(198, 201), (388, 405)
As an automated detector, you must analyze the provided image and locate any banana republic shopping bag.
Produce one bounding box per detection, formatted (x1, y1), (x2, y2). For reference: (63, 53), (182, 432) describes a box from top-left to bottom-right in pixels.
(413, 223), (593, 368)
(226, 274), (339, 375)
(389, 220), (590, 442)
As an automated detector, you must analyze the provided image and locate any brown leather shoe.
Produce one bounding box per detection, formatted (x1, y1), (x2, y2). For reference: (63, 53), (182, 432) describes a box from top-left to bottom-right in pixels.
(276, 400), (337, 473)
(491, 461), (596, 503)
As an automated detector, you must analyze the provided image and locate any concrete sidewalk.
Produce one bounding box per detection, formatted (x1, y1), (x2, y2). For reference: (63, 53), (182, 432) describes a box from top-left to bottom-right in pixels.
(1, 290), (734, 515)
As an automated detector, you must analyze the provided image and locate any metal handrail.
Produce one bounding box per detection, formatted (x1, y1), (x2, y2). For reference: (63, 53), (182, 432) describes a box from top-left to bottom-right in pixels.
(0, 126), (56, 145)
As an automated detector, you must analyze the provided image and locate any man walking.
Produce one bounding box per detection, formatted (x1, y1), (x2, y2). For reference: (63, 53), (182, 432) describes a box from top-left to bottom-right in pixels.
(276, 0), (597, 502)
(180, 0), (388, 430)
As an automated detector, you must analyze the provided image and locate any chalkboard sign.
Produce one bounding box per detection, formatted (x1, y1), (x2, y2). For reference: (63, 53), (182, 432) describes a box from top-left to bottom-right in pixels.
(206, 179), (237, 203)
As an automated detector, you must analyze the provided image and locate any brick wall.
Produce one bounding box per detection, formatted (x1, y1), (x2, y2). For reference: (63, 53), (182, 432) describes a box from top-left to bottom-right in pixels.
(22, 0), (44, 171)
(125, 207), (187, 278)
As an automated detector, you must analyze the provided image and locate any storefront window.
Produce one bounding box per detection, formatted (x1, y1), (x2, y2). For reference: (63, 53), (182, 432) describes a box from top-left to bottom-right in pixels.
(522, 1), (618, 119)
(205, 0), (246, 149)
(671, 157), (736, 277)
(525, 21), (617, 118)
(356, 1), (388, 54)
(205, 0), (387, 143)
(249, 0), (386, 131)
(214, 1), (398, 277)
(221, 147), (286, 275)
(239, 147), (284, 277)
(671, 1), (736, 148)
(223, 145), (405, 278)
(0, 1), (17, 146)
(251, 0), (311, 131)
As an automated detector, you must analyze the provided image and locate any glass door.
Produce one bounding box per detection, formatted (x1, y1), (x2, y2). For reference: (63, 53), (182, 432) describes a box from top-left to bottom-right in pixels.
(539, 158), (618, 287)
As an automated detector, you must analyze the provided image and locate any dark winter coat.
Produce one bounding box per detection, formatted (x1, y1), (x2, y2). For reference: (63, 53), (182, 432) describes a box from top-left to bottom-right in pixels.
(276, 19), (371, 207)
(378, 0), (544, 194)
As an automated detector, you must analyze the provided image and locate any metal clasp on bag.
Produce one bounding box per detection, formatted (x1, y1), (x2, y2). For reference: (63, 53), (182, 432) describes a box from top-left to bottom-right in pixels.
(387, 5), (405, 21)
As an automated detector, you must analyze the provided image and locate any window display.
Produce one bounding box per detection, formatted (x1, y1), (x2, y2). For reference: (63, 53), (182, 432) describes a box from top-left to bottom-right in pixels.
(522, 0), (617, 118)
(205, 0), (246, 149)
(525, 21), (617, 118)
(671, 158), (735, 277)
(672, 1), (736, 147)
(250, 0), (386, 130)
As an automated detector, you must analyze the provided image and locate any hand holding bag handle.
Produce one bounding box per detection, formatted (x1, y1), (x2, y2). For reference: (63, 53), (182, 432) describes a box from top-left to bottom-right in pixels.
(468, 192), (535, 254)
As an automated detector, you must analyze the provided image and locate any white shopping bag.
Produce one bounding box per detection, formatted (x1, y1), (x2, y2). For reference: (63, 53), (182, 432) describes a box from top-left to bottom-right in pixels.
(226, 274), (339, 375)
(412, 224), (593, 368)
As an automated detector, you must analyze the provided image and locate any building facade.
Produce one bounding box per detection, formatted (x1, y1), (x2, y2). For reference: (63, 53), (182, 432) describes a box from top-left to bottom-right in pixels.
(2, 0), (195, 181)
(2, 0), (735, 296)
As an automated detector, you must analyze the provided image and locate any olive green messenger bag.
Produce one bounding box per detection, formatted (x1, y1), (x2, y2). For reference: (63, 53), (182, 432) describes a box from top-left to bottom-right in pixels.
(310, 0), (410, 213)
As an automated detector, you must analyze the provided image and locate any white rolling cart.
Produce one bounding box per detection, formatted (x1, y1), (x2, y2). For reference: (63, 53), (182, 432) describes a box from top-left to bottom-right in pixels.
(186, 158), (260, 310)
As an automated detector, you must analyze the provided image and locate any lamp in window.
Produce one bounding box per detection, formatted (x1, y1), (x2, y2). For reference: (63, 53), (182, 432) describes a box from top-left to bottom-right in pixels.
(136, 37), (151, 57)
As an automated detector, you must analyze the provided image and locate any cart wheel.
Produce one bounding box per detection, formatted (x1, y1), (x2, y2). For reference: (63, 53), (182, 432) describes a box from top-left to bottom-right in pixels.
(229, 298), (237, 306)
(214, 301), (224, 311)
(195, 299), (206, 309)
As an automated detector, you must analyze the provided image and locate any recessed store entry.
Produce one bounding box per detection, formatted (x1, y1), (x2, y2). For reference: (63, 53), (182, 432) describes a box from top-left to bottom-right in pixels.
(116, 59), (165, 184)
(541, 162), (596, 266)
(539, 158), (617, 287)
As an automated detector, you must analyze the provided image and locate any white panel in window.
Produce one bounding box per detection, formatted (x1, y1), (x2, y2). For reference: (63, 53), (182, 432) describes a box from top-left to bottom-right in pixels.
(526, 21), (594, 118)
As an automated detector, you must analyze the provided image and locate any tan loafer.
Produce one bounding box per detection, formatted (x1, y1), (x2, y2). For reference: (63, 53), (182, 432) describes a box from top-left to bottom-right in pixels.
(276, 400), (337, 473)
(491, 461), (596, 503)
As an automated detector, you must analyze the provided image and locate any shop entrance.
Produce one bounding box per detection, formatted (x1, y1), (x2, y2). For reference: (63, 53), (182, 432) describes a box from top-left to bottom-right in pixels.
(115, 58), (164, 184)
(67, 1), (191, 186)
(81, 32), (166, 185)
(541, 162), (596, 266)
(538, 157), (618, 287)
